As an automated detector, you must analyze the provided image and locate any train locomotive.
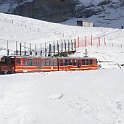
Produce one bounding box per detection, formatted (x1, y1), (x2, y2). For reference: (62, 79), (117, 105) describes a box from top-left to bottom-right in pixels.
(0, 56), (99, 74)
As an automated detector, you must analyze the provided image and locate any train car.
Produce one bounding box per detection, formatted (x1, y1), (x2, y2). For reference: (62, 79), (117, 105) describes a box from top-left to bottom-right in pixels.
(0, 56), (99, 74)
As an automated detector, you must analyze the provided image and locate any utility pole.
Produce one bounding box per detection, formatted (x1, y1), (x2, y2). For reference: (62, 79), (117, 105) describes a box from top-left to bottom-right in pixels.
(7, 40), (9, 56)
(16, 41), (18, 55)
(30, 43), (32, 55)
(20, 43), (22, 56)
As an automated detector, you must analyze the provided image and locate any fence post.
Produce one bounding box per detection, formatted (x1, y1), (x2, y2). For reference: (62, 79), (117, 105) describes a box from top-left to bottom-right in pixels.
(16, 41), (18, 55)
(48, 43), (51, 56)
(91, 35), (92, 46)
(104, 37), (106, 46)
(30, 43), (32, 55)
(68, 40), (70, 52)
(98, 37), (100, 47)
(53, 42), (55, 56)
(78, 36), (79, 48)
(74, 39), (76, 51)
(35, 44), (37, 55)
(45, 42), (47, 57)
(61, 41), (63, 52)
(57, 41), (59, 55)
(85, 36), (86, 47)
(71, 39), (73, 51)
(20, 43), (22, 56)
(64, 40), (66, 52)
(24, 42), (26, 56)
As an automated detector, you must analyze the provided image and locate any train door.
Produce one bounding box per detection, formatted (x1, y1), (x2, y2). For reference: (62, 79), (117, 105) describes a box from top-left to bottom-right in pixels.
(10, 57), (15, 73)
(77, 59), (81, 68)
(0, 56), (15, 74)
(38, 58), (41, 69)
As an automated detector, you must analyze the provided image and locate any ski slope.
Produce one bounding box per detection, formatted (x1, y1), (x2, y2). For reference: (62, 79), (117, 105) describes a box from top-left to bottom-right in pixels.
(0, 13), (124, 124)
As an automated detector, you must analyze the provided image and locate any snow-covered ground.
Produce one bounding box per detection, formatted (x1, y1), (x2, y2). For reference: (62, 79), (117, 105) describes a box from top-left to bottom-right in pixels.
(1, 70), (124, 124)
(0, 12), (124, 124)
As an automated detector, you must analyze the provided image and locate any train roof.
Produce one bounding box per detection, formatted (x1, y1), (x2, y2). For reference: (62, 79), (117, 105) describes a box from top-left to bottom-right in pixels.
(1, 56), (97, 60)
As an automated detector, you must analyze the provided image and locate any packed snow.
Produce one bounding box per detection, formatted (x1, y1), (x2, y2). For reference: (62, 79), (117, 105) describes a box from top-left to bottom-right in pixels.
(0, 12), (124, 124)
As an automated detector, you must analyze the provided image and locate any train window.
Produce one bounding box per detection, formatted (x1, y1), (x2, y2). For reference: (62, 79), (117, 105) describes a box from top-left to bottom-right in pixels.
(49, 59), (54, 66)
(82, 59), (85, 65)
(38, 59), (41, 66)
(5, 58), (11, 65)
(64, 59), (68, 65)
(68, 59), (72, 65)
(23, 59), (27, 65)
(41, 60), (45, 66)
(73, 59), (77, 65)
(89, 59), (93, 65)
(46, 60), (49, 66)
(1, 58), (6, 65)
(54, 59), (57, 66)
(59, 59), (63, 66)
(86, 59), (89, 65)
(27, 59), (32, 66)
(33, 59), (37, 66)
(16, 58), (20, 64)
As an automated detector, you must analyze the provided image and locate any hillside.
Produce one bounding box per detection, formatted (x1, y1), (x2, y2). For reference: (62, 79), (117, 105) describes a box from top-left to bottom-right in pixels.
(0, 0), (124, 27)
(0, 12), (124, 124)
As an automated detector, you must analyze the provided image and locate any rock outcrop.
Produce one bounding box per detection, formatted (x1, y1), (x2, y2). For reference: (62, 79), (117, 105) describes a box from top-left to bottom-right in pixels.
(13, 0), (76, 22)
(0, 0), (123, 22)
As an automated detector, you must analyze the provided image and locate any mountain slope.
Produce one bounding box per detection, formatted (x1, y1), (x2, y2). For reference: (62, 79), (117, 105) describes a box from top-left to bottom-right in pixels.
(0, 12), (124, 124)
(0, 12), (124, 68)
(0, 0), (124, 26)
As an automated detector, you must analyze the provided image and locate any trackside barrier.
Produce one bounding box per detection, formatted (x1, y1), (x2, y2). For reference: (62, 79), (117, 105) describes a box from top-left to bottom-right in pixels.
(75, 36), (107, 48)
(75, 36), (123, 49)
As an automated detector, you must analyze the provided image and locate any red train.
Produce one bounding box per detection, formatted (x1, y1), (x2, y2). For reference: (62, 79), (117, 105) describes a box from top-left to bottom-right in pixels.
(0, 56), (99, 74)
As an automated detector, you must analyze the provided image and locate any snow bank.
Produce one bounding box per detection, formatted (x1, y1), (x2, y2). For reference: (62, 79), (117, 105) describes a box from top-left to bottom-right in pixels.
(0, 70), (124, 124)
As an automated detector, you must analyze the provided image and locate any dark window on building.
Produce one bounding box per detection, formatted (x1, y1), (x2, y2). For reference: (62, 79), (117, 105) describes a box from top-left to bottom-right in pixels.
(77, 21), (82, 26)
